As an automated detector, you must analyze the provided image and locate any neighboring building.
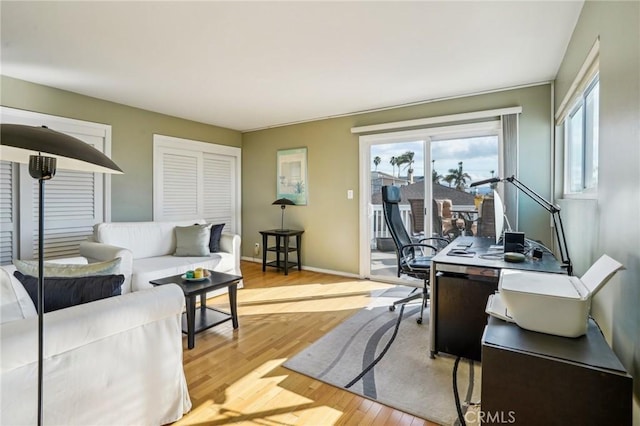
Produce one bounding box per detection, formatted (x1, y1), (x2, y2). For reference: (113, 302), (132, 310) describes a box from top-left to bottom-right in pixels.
(370, 171), (408, 195)
(371, 181), (475, 206)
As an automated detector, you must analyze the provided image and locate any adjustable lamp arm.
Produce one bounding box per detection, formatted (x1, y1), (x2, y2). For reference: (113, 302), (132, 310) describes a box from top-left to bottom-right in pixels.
(503, 175), (572, 275)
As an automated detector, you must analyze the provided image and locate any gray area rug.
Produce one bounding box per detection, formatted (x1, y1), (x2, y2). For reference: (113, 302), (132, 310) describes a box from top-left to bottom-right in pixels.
(283, 287), (481, 426)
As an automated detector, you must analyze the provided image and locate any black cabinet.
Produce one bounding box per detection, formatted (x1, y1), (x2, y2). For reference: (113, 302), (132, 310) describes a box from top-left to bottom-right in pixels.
(481, 317), (632, 425)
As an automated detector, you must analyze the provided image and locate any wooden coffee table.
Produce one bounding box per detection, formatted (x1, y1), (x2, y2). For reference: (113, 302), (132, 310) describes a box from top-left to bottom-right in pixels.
(150, 270), (241, 349)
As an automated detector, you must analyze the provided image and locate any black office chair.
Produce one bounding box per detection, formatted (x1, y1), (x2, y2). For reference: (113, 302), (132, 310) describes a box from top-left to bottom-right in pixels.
(382, 186), (448, 324)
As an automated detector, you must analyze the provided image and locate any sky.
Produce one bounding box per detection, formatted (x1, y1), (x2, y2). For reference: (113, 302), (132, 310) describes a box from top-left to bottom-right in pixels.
(371, 136), (499, 189)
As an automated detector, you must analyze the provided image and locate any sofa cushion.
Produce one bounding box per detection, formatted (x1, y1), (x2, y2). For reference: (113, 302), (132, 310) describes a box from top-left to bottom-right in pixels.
(174, 224), (212, 257)
(132, 253), (235, 291)
(1, 267), (37, 324)
(208, 224), (225, 253)
(13, 257), (121, 278)
(14, 271), (125, 313)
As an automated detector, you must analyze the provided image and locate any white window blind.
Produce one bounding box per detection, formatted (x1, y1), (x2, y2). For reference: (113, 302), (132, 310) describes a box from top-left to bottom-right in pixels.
(153, 135), (241, 234)
(31, 170), (99, 259)
(0, 161), (15, 265)
(1, 106), (112, 263)
(157, 149), (200, 220)
(203, 153), (236, 230)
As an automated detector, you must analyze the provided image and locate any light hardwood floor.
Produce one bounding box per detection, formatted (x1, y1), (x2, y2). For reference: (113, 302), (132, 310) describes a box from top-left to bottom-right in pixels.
(174, 261), (438, 426)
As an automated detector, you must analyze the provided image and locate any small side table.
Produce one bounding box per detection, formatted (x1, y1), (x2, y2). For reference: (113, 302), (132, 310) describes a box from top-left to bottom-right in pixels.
(260, 229), (304, 275)
(150, 270), (241, 349)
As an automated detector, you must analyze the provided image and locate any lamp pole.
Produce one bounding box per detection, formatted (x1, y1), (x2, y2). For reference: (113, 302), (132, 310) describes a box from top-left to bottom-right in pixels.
(1, 124), (123, 426)
(29, 154), (56, 426)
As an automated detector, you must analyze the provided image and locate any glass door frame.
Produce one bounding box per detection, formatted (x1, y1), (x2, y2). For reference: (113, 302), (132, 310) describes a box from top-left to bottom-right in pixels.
(358, 121), (504, 280)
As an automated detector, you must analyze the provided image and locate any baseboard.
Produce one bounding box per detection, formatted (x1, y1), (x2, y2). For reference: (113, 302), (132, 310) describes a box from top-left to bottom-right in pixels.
(240, 256), (361, 279)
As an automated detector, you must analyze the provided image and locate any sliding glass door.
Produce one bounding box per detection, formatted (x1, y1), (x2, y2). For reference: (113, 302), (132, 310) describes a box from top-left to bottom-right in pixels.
(359, 121), (503, 282)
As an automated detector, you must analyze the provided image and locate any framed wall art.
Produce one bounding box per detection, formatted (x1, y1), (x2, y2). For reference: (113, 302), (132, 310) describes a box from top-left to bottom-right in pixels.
(276, 147), (308, 205)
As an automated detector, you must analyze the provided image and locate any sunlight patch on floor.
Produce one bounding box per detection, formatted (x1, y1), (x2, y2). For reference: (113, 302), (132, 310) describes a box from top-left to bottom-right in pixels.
(174, 358), (344, 425)
(207, 281), (395, 315)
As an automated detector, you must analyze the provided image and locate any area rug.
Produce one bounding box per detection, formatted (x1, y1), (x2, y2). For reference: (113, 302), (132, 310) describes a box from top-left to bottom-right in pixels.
(283, 287), (481, 426)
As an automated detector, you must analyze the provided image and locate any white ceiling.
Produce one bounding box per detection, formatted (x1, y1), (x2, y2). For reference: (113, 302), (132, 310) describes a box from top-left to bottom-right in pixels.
(1, 1), (583, 132)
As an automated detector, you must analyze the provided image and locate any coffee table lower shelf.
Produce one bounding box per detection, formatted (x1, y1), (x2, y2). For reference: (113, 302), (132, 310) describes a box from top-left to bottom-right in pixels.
(183, 307), (233, 335)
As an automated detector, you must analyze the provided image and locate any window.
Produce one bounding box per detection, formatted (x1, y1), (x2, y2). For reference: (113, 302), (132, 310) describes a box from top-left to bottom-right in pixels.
(556, 38), (599, 197)
(153, 135), (241, 234)
(0, 107), (112, 264)
(564, 75), (599, 194)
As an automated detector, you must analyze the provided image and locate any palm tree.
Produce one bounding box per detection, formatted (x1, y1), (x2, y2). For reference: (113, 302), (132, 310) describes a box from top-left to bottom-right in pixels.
(373, 156), (381, 171)
(445, 161), (471, 190)
(390, 156), (397, 177)
(395, 151), (415, 181)
(432, 160), (443, 184)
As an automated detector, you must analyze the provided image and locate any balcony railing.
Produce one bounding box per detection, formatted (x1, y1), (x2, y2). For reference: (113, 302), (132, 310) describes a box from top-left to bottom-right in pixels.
(370, 204), (412, 248)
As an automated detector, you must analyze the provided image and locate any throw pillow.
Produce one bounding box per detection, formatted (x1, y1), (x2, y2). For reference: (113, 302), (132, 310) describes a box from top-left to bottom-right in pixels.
(13, 257), (122, 278)
(209, 223), (225, 253)
(13, 271), (124, 314)
(174, 224), (212, 257)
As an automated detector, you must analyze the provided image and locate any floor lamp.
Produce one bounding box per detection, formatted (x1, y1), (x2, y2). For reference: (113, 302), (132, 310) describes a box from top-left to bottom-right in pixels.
(0, 124), (123, 426)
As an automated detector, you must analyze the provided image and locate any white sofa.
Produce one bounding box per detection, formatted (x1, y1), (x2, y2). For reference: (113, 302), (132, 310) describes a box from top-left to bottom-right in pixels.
(0, 260), (192, 425)
(79, 220), (242, 294)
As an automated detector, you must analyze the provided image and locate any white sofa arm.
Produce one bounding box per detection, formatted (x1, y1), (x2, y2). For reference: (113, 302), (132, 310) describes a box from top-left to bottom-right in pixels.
(220, 233), (241, 276)
(1, 285), (191, 425)
(79, 240), (134, 293)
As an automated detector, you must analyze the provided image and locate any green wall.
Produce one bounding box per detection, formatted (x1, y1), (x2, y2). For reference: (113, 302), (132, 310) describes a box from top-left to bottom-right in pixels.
(242, 84), (553, 274)
(1, 76), (242, 221)
(554, 1), (640, 417)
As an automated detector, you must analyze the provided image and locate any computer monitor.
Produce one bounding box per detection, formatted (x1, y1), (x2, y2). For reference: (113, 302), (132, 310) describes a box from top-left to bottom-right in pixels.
(493, 189), (505, 244)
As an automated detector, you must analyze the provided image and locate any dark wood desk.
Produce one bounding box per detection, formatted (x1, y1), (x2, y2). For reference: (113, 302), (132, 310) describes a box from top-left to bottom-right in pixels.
(481, 317), (632, 425)
(150, 270), (241, 349)
(429, 236), (566, 361)
(260, 229), (304, 275)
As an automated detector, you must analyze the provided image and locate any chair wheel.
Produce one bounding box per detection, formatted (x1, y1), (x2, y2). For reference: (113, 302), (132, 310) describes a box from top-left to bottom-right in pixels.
(416, 318), (422, 324)
(389, 305), (396, 312)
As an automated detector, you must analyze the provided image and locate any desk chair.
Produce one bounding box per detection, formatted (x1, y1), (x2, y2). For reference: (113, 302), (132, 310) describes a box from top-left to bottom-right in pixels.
(382, 186), (448, 324)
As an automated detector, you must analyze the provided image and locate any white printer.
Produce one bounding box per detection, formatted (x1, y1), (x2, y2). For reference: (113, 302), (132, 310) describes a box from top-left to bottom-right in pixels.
(486, 254), (624, 338)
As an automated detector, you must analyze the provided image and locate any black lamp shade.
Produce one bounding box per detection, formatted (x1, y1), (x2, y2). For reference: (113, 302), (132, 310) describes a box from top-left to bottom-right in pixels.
(272, 198), (295, 206)
(1, 124), (123, 174)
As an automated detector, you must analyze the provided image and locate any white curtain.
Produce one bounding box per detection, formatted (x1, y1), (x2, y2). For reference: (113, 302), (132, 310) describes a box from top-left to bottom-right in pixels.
(502, 113), (519, 230)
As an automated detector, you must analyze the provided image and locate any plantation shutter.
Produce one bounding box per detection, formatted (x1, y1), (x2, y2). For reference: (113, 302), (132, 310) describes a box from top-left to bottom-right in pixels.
(1, 107), (112, 262)
(203, 153), (237, 233)
(31, 169), (100, 259)
(28, 133), (106, 260)
(155, 149), (200, 221)
(153, 135), (241, 233)
(0, 161), (15, 265)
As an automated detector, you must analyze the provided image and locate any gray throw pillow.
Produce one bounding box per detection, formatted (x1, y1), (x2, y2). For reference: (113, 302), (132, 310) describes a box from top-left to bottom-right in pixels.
(13, 257), (122, 278)
(174, 224), (212, 257)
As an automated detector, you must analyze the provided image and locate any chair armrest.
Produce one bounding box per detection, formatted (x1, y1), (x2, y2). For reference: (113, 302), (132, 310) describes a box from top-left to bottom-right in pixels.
(79, 241), (134, 293)
(401, 243), (439, 259)
(418, 237), (450, 250)
(1, 284), (184, 372)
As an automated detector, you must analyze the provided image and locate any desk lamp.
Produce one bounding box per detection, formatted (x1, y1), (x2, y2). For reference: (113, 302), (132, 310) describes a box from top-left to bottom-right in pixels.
(0, 124), (123, 426)
(471, 175), (572, 275)
(272, 197), (295, 231)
